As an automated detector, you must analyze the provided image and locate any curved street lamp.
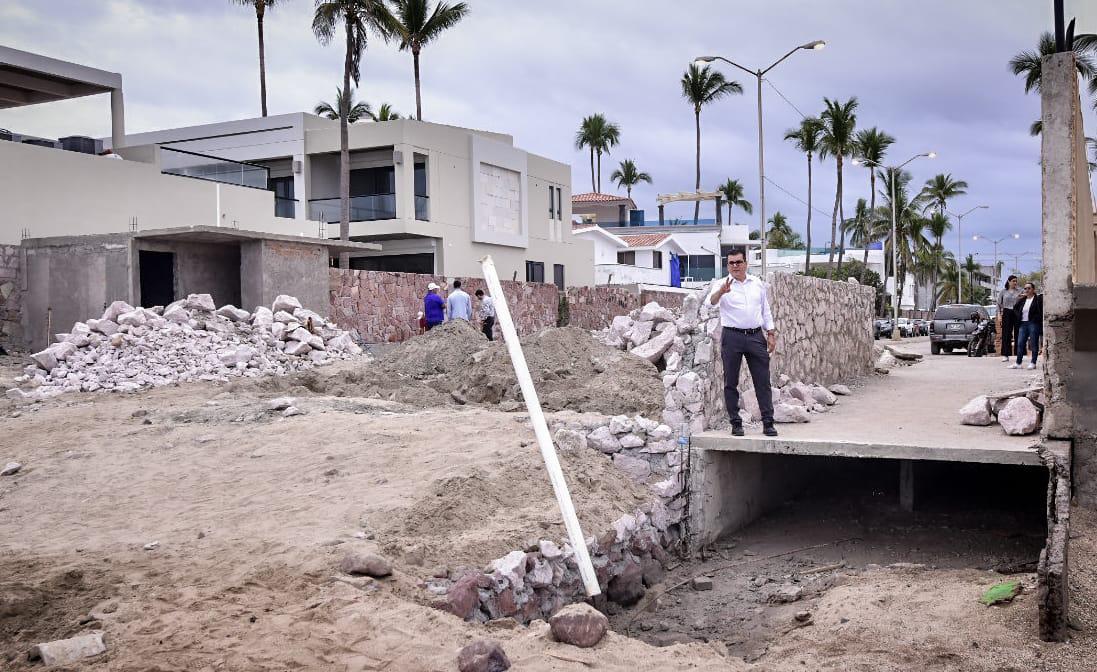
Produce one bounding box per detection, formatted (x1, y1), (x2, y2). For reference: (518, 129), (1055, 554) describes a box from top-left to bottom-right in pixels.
(972, 232), (1020, 291)
(694, 40), (825, 277)
(947, 205), (990, 303)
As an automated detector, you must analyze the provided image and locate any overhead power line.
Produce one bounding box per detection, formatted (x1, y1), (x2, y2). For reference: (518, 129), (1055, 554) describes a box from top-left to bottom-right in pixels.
(764, 78), (809, 120)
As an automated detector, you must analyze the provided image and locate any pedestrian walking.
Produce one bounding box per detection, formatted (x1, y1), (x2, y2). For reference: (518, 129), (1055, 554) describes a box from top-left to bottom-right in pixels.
(1010, 281), (1043, 370)
(423, 282), (445, 331)
(997, 275), (1022, 362)
(708, 249), (778, 437)
(475, 289), (496, 341)
(446, 279), (472, 322)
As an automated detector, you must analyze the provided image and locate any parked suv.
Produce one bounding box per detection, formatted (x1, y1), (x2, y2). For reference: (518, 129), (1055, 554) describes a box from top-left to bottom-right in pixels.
(874, 319), (893, 339)
(930, 304), (990, 354)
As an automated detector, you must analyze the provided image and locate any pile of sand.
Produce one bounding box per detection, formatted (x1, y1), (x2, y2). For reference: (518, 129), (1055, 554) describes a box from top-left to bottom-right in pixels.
(270, 321), (664, 417)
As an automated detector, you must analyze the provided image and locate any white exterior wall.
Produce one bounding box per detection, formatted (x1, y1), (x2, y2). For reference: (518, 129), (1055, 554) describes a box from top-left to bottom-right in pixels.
(595, 263), (667, 285)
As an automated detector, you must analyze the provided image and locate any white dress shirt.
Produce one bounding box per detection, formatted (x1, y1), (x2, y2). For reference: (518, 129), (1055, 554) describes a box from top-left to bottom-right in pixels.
(1021, 297), (1034, 322)
(711, 275), (774, 331)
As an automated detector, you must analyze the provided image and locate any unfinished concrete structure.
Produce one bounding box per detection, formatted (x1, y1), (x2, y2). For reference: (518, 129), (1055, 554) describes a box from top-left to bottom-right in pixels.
(19, 227), (378, 351)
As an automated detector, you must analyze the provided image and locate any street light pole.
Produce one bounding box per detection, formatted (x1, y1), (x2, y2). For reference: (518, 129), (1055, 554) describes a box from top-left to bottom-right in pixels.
(972, 233), (1020, 293)
(948, 205), (989, 303)
(852, 152), (935, 339)
(695, 40), (825, 279)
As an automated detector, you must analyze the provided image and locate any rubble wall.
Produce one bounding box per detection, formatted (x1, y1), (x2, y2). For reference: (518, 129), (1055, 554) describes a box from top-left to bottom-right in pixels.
(329, 269), (560, 342)
(565, 286), (686, 331)
(0, 245), (22, 349)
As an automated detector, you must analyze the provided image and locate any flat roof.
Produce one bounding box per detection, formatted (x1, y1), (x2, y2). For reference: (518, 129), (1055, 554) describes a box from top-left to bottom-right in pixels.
(693, 339), (1044, 467)
(23, 226), (382, 255)
(0, 45), (122, 109)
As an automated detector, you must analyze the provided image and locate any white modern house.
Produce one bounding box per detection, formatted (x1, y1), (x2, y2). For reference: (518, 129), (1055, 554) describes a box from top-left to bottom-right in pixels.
(572, 226), (686, 285)
(571, 192), (637, 227)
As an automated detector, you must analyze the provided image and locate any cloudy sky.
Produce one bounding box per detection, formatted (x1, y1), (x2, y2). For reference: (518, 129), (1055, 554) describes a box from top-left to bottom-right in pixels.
(3, 0), (1093, 275)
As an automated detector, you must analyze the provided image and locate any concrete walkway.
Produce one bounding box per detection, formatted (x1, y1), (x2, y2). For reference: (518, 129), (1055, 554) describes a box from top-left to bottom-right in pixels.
(693, 340), (1043, 466)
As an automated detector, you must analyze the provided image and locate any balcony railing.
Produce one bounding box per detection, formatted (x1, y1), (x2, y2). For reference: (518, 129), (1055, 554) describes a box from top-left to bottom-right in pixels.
(415, 194), (429, 221)
(160, 146), (269, 190)
(275, 197), (297, 219)
(308, 194), (396, 223)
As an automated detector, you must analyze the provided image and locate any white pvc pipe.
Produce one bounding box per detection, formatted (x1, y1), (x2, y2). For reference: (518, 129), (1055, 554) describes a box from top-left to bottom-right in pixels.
(479, 255), (601, 597)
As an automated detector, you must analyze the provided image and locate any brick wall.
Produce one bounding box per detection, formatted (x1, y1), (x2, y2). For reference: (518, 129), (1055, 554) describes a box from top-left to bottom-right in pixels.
(0, 245), (22, 349)
(329, 269), (560, 342)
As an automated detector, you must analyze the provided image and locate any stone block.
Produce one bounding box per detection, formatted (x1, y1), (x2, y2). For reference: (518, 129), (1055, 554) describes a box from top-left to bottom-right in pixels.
(959, 395), (993, 426)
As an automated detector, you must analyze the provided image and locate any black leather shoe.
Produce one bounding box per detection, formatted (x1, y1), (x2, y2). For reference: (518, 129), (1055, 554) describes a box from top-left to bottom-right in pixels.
(731, 425), (745, 437)
(763, 424), (778, 437)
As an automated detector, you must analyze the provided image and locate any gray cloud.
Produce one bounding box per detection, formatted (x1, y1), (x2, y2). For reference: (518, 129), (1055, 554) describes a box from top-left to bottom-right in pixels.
(2, 0), (1090, 274)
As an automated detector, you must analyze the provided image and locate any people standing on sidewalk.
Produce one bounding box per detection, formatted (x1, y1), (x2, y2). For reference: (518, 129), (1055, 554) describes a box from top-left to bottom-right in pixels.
(708, 249), (778, 437)
(423, 283), (445, 331)
(997, 275), (1022, 362)
(1010, 281), (1043, 370)
(446, 280), (472, 322)
(475, 289), (496, 341)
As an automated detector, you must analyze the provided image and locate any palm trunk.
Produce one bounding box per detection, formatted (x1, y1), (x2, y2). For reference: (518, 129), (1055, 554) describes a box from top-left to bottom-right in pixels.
(804, 153), (813, 274)
(589, 148), (595, 192)
(413, 47), (423, 121)
(693, 109), (701, 225)
(338, 20), (352, 270)
(257, 12), (268, 117)
(596, 150), (602, 193)
(833, 156), (847, 279)
(827, 156), (841, 276)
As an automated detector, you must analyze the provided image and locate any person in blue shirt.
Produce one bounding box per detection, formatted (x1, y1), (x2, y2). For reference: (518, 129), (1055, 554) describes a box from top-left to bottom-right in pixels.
(445, 279), (473, 322)
(423, 282), (445, 330)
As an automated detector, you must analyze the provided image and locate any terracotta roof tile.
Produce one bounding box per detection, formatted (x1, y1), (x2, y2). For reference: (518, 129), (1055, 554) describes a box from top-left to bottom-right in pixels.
(571, 192), (632, 204)
(619, 233), (670, 248)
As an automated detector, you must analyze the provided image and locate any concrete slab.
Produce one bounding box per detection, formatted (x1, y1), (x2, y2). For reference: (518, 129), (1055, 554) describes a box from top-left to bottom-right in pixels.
(693, 339), (1042, 467)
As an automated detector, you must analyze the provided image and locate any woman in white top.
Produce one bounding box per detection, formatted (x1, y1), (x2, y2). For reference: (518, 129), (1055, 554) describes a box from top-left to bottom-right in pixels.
(1009, 282), (1042, 370)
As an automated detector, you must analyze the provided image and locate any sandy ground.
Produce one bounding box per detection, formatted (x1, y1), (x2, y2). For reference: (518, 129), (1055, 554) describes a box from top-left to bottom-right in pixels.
(0, 352), (1094, 671)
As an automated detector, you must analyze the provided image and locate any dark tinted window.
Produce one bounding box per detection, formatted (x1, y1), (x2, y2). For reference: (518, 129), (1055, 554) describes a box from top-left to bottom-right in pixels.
(934, 305), (986, 320)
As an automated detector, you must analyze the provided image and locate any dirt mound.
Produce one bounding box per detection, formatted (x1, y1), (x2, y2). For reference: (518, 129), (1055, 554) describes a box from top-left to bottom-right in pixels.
(268, 323), (663, 416)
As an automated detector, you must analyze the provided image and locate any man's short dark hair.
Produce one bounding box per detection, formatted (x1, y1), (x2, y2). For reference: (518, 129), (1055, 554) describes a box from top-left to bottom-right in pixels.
(453, 279), (462, 288)
(726, 248), (747, 262)
(475, 289), (484, 297)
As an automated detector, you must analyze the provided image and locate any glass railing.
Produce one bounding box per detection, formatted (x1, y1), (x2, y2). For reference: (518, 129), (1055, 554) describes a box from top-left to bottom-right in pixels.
(415, 194), (429, 221)
(160, 146), (269, 189)
(308, 194), (397, 223)
(274, 197), (297, 219)
(681, 266), (717, 281)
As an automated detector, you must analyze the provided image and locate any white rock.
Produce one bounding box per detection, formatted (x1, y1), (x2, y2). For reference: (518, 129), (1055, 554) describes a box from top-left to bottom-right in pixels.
(628, 320), (654, 347)
(252, 306), (274, 326)
(612, 453), (651, 482)
(773, 403), (811, 423)
(553, 428), (587, 452)
(272, 295), (303, 314)
(788, 382), (814, 403)
(273, 310), (296, 323)
(633, 416), (659, 433)
(282, 406), (305, 418)
(216, 305), (251, 322)
(998, 397), (1041, 435)
(163, 304), (190, 324)
(219, 346), (256, 367)
(649, 424), (673, 441)
(184, 293), (216, 312)
(959, 395), (993, 426)
(619, 433), (645, 449)
(828, 384), (852, 396)
(587, 426), (622, 454)
(1, 461), (22, 476)
(31, 633), (107, 667)
(31, 348), (59, 371)
(608, 415), (635, 435)
(876, 351), (898, 369)
(810, 385), (838, 406)
(102, 300), (134, 322)
(117, 310), (148, 327)
(283, 340), (312, 356)
(630, 326), (676, 363)
(651, 477), (683, 499)
(267, 397), (296, 411)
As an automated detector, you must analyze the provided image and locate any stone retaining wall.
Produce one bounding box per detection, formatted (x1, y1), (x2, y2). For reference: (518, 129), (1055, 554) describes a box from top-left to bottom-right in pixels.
(565, 286), (685, 331)
(0, 245), (22, 349)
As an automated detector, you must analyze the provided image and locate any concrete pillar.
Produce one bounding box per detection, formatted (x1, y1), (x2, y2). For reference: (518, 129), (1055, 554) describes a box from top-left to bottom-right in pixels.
(294, 154), (311, 226)
(394, 144), (415, 222)
(658, 204), (664, 226)
(899, 460), (914, 512)
(110, 88), (125, 149)
(715, 198), (723, 225)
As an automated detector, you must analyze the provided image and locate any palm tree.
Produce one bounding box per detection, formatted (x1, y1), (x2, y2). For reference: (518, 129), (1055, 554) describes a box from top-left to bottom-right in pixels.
(232, 0), (283, 117)
(574, 114), (621, 193)
(313, 0), (397, 268)
(845, 198), (882, 282)
(853, 127), (895, 268)
(681, 63), (742, 223)
(766, 211), (803, 249)
(879, 168), (931, 312)
(390, 0), (469, 121)
(818, 97), (859, 278)
(370, 102), (401, 121)
(926, 211), (951, 310)
(717, 178), (753, 224)
(609, 159), (652, 200)
(314, 87), (373, 122)
(784, 117), (824, 273)
(921, 173), (969, 215)
(936, 257), (960, 307)
(1009, 32), (1097, 111)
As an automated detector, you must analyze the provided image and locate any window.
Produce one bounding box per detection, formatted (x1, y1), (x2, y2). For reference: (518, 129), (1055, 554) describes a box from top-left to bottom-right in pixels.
(525, 260), (545, 283)
(681, 254), (716, 281)
(555, 187), (562, 220)
(270, 176), (295, 218)
(617, 250), (636, 265)
(548, 185), (555, 218)
(553, 264), (565, 290)
(349, 166), (395, 196)
(653, 251), (663, 269)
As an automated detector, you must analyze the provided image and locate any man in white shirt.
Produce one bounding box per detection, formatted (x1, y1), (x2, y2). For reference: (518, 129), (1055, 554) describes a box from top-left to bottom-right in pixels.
(708, 249), (778, 437)
(445, 279), (472, 322)
(475, 289), (496, 341)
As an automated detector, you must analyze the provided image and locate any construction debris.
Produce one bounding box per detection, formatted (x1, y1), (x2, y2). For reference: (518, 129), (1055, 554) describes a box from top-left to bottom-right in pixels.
(998, 397), (1042, 435)
(456, 639), (511, 672)
(979, 580), (1022, 606)
(7, 294), (363, 401)
(549, 603), (609, 647)
(959, 387), (1043, 435)
(29, 632), (107, 666)
(1, 461), (21, 476)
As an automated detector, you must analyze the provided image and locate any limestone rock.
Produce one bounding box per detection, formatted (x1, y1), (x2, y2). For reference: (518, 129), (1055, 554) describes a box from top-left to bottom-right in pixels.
(628, 320), (654, 347)
(959, 395), (993, 426)
(102, 300), (134, 322)
(553, 428), (587, 453)
(618, 433), (645, 449)
(340, 551), (392, 578)
(738, 387), (762, 422)
(608, 415), (635, 435)
(828, 384), (852, 396)
(773, 403), (811, 424)
(766, 583), (804, 604)
(788, 382), (814, 403)
(267, 396), (296, 411)
(876, 351), (898, 369)
(998, 397), (1041, 435)
(184, 293), (216, 312)
(216, 305), (251, 322)
(810, 385), (838, 406)
(587, 426), (622, 454)
(31, 633), (107, 667)
(549, 603), (608, 648)
(612, 453), (651, 482)
(648, 424), (673, 441)
(629, 325), (676, 363)
(1, 461), (22, 476)
(272, 294), (303, 314)
(457, 639), (511, 672)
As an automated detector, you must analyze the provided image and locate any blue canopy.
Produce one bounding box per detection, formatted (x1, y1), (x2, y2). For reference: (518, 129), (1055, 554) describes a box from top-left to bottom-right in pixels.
(669, 253), (682, 288)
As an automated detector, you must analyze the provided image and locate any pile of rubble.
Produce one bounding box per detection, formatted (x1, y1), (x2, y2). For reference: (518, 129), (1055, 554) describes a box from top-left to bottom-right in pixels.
(874, 343), (923, 373)
(6, 294), (362, 402)
(959, 383), (1045, 436)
